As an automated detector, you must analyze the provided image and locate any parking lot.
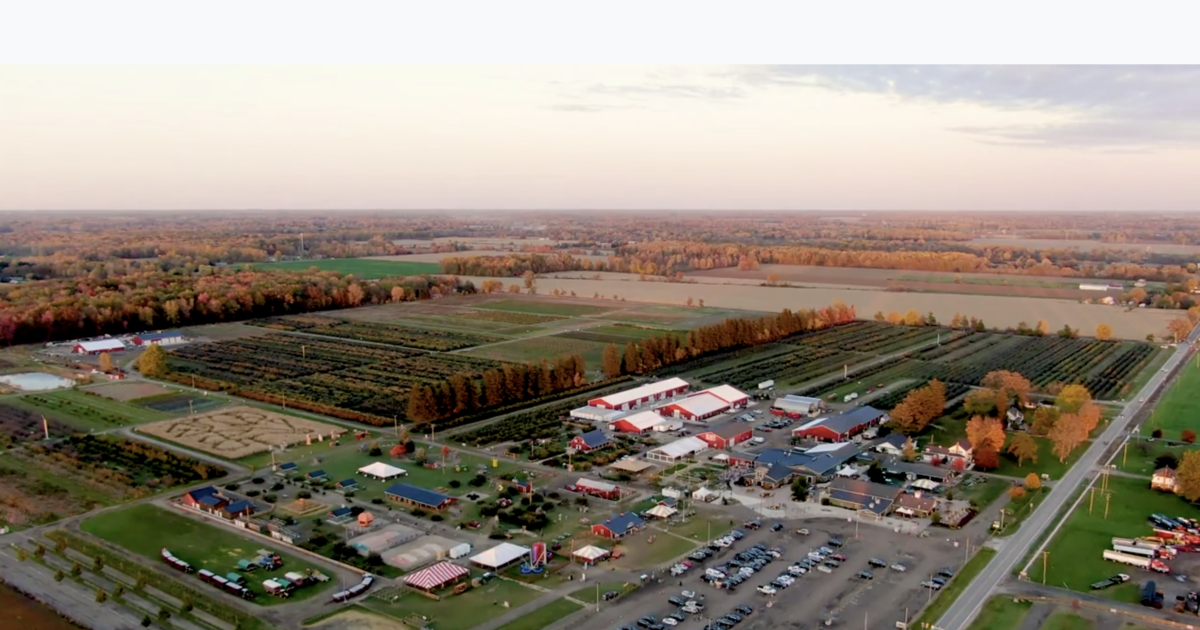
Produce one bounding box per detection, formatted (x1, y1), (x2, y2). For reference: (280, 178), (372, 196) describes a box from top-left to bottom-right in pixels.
(574, 515), (971, 630)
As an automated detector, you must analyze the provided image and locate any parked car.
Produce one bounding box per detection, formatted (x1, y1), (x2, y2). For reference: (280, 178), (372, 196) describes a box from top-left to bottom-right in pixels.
(795, 528), (810, 536)
(662, 619), (679, 627)
(938, 569), (956, 579)
(921, 580), (942, 590)
(828, 538), (844, 548)
(735, 605), (753, 615)
(756, 585), (777, 595)
(771, 523), (784, 532)
(868, 557), (887, 568)
(669, 596), (687, 607)
(890, 563), (907, 572)
(603, 590), (621, 601)
(857, 570), (874, 580)
(681, 590), (696, 599)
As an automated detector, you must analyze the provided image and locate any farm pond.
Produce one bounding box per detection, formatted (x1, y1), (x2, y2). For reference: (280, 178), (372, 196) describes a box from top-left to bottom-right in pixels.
(0, 372), (74, 391)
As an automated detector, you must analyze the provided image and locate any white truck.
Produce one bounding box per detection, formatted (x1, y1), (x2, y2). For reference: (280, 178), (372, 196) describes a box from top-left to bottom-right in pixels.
(1102, 550), (1171, 573)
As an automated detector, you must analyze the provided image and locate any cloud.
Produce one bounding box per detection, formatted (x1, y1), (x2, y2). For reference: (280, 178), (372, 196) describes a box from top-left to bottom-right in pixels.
(548, 69), (745, 113)
(735, 65), (1200, 149)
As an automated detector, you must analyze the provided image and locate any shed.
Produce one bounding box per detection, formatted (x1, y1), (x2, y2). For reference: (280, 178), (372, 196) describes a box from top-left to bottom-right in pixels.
(337, 478), (359, 491)
(307, 469), (327, 480)
(610, 410), (666, 434)
(646, 436), (709, 463)
(657, 392), (730, 421)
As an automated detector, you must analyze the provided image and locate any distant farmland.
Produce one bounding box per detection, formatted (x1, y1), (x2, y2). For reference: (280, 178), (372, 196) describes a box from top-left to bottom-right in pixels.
(254, 258), (440, 276)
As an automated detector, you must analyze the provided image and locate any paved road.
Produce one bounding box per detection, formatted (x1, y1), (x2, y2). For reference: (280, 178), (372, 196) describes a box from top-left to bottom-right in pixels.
(936, 331), (1200, 630)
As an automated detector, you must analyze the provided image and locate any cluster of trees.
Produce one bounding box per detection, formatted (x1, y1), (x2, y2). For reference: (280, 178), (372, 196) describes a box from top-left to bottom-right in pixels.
(439, 253), (599, 277)
(0, 269), (477, 345)
(889, 380), (948, 434)
(599, 303), (857, 378)
(407, 355), (587, 425)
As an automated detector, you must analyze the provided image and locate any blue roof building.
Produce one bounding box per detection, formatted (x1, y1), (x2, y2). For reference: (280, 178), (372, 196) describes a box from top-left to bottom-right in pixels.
(307, 469), (327, 480)
(592, 512), (646, 539)
(385, 483), (454, 510)
(570, 429), (612, 452)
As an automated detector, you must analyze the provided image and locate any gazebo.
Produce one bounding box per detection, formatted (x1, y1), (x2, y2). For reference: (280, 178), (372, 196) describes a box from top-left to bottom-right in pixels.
(572, 545), (609, 566)
(402, 561), (469, 592)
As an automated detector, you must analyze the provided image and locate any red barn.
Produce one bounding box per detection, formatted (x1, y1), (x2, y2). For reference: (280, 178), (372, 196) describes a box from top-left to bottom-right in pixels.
(568, 430), (611, 452)
(609, 410), (666, 434)
(183, 486), (227, 514)
(696, 423), (754, 450)
(591, 512), (646, 539)
(792, 407), (886, 443)
(588, 378), (689, 411)
(571, 478), (621, 500)
(657, 392), (730, 422)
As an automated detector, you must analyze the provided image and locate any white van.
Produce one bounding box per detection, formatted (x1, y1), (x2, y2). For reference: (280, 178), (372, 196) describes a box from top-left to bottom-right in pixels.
(749, 437), (766, 446)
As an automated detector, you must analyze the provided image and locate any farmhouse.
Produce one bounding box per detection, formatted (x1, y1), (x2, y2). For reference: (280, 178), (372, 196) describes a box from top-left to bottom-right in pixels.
(132, 330), (186, 346)
(656, 392), (730, 422)
(923, 441), (973, 466)
(588, 377), (690, 411)
(610, 410), (667, 434)
(592, 512), (646, 539)
(569, 429), (611, 452)
(385, 483), (455, 511)
(73, 339), (126, 355)
(893, 491), (939, 518)
(771, 395), (824, 418)
(824, 477), (901, 516)
(646, 436), (709, 463)
(1152, 467), (1179, 493)
(873, 433), (910, 457)
(573, 478), (621, 500)
(792, 407), (886, 442)
(696, 423), (754, 450)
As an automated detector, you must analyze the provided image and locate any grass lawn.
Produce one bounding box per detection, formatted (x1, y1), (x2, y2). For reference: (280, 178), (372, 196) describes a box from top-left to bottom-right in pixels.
(1027, 475), (1196, 602)
(612, 531), (698, 568)
(7, 388), (171, 431)
(1041, 611), (1094, 630)
(363, 577), (541, 630)
(1116, 440), (1186, 476)
(995, 488), (1045, 537)
(957, 477), (1009, 509)
(477, 300), (611, 317)
(254, 258), (441, 276)
(494, 598), (583, 630)
(82, 503), (334, 605)
(1146, 357), (1200, 435)
(570, 581), (638, 603)
(965, 596), (1031, 630)
(913, 547), (996, 629)
(992, 435), (1088, 481)
(659, 517), (727, 544)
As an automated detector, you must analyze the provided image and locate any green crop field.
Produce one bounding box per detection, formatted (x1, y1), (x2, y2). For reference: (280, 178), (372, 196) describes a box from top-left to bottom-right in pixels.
(82, 503), (334, 605)
(494, 598), (582, 630)
(1146, 358), (1200, 435)
(1027, 475), (1194, 602)
(476, 299), (612, 317)
(255, 258), (441, 277)
(6, 389), (170, 432)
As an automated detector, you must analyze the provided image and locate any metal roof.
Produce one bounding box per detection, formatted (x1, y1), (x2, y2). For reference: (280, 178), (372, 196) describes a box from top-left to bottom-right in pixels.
(592, 378), (689, 408)
(385, 483), (452, 508)
(575, 429), (611, 448)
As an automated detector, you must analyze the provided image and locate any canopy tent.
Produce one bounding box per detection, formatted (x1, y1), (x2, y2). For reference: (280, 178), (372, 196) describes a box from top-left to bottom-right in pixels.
(645, 504), (678, 519)
(572, 545), (610, 563)
(692, 487), (718, 501)
(470, 542), (530, 570)
(911, 479), (940, 491)
(358, 462), (407, 480)
(402, 561), (469, 591)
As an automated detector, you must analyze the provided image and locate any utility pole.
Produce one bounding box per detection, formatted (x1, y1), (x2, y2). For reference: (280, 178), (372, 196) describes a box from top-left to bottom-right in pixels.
(1123, 441), (1128, 468)
(302, 345), (306, 359)
(595, 582), (600, 612)
(394, 416), (399, 438)
(1089, 487), (1095, 515)
(1042, 551), (1049, 585)
(1104, 492), (1112, 520)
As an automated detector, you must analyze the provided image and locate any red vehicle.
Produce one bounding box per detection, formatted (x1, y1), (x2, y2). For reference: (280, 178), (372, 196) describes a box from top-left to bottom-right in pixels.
(466, 520), (482, 529)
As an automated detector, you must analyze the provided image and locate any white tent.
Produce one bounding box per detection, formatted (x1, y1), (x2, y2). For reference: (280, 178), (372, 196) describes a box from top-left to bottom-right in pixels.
(573, 545), (609, 562)
(470, 542), (530, 569)
(912, 479), (940, 491)
(358, 462), (407, 480)
(692, 487), (718, 502)
(646, 504), (678, 519)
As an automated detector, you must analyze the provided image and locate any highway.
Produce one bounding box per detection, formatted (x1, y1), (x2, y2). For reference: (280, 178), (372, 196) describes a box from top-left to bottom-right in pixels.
(936, 328), (1200, 630)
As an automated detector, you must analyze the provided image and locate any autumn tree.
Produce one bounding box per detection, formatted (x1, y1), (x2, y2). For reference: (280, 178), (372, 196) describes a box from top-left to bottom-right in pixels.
(904, 309), (924, 326)
(1055, 384), (1092, 414)
(406, 385), (436, 425)
(97, 351), (114, 373)
(1176, 450), (1200, 502)
(1025, 472), (1041, 491)
(1077, 400), (1102, 435)
(1185, 430), (1197, 444)
(981, 370), (1031, 414)
(1032, 406), (1060, 435)
(1006, 432), (1038, 467)
(1095, 323), (1113, 341)
(522, 270), (537, 290)
(886, 311), (904, 325)
(1048, 413), (1087, 462)
(890, 380), (945, 434)
(138, 344), (168, 377)
(1009, 486), (1026, 501)
(974, 448), (1000, 471)
(902, 437), (917, 462)
(963, 389), (996, 416)
(966, 416), (1006, 453)
(1036, 320), (1050, 336)
(1169, 317), (1194, 342)
(622, 342), (641, 374)
(449, 373), (476, 414)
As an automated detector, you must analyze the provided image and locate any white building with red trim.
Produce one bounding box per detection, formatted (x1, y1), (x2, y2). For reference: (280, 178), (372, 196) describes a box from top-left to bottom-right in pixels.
(588, 378), (689, 411)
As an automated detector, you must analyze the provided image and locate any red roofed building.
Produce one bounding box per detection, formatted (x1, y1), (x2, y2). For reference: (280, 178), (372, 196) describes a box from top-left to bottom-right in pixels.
(696, 423), (754, 450)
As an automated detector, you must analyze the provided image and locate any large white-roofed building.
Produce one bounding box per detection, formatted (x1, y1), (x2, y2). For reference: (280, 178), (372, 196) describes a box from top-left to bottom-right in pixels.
(588, 378), (689, 411)
(73, 339), (127, 355)
(470, 542), (530, 570)
(609, 410), (666, 434)
(358, 462), (407, 480)
(656, 392), (730, 422)
(646, 436), (709, 463)
(702, 384), (750, 407)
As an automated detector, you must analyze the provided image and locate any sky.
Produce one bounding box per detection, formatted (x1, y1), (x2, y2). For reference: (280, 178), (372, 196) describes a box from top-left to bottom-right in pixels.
(2, 65), (1198, 212)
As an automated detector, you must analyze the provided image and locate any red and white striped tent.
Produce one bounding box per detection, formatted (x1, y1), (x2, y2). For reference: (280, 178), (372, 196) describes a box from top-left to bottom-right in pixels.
(402, 561), (469, 591)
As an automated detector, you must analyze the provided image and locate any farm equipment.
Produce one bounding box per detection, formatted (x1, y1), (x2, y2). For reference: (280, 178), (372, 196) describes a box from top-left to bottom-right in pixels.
(305, 569), (330, 582)
(1091, 573), (1130, 590)
(253, 549), (283, 569)
(225, 572), (247, 585)
(263, 579), (292, 598)
(161, 548), (194, 574)
(236, 559), (258, 572)
(1176, 592), (1200, 615)
(284, 571), (309, 586)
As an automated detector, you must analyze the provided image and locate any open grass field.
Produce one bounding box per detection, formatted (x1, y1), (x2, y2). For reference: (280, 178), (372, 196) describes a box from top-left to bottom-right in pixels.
(570, 581), (638, 603)
(1026, 475), (1194, 602)
(1116, 439), (1185, 476)
(6, 388), (171, 431)
(448, 275), (1177, 341)
(475, 299), (612, 317)
(965, 596), (1032, 630)
(494, 598), (582, 630)
(254, 258), (441, 276)
(84, 380), (175, 401)
(1145, 357), (1200, 435)
(913, 548), (996, 629)
(306, 606), (406, 630)
(362, 576), (542, 630)
(137, 405), (344, 459)
(1041, 611), (1094, 630)
(82, 503), (334, 605)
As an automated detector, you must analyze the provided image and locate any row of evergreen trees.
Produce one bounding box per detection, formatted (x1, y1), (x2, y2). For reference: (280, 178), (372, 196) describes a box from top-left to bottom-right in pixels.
(406, 355), (586, 424)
